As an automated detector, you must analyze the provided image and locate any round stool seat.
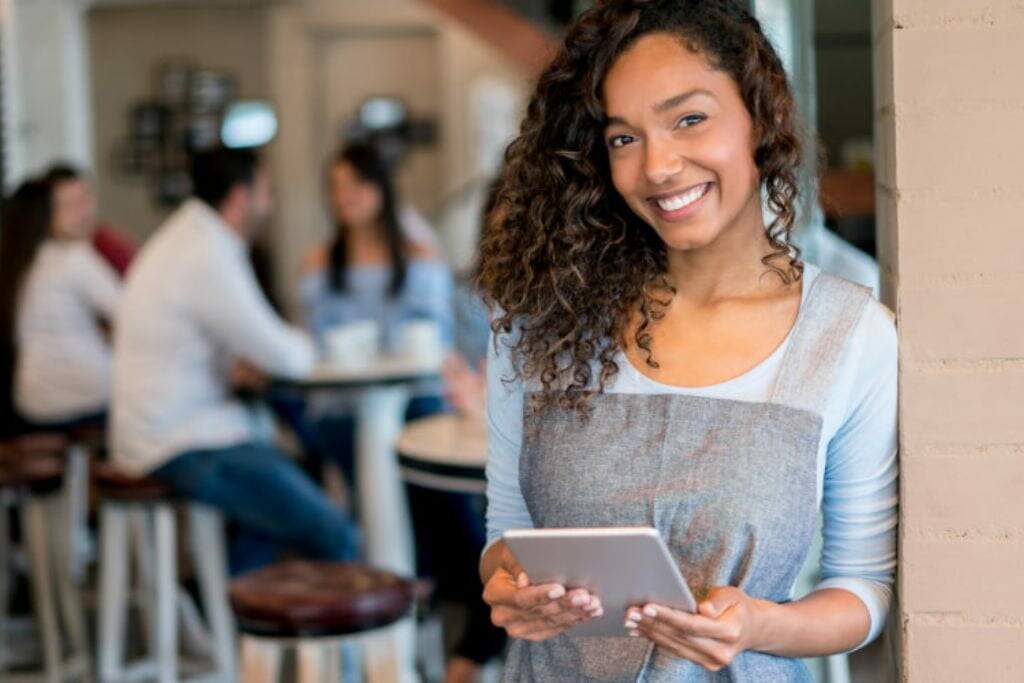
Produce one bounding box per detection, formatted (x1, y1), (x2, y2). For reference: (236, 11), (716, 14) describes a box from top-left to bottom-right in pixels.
(0, 432), (69, 460)
(0, 455), (65, 495)
(67, 422), (106, 453)
(94, 462), (173, 502)
(230, 560), (419, 638)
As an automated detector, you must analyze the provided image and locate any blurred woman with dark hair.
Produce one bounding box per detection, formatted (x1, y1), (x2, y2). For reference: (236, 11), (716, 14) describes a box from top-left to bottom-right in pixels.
(0, 177), (120, 431)
(300, 143), (504, 680)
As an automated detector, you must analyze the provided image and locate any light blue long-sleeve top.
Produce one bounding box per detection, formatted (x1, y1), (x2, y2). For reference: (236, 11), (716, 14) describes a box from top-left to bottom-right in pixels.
(299, 258), (455, 353)
(484, 263), (898, 649)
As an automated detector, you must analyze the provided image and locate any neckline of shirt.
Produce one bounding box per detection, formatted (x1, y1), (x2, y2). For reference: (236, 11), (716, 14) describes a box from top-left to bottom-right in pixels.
(614, 263), (820, 395)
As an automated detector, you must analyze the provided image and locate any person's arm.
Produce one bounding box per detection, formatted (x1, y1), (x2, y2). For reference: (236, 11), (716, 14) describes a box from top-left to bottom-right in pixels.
(405, 260), (455, 347)
(194, 249), (315, 378)
(298, 270), (333, 341)
(800, 300), (898, 650)
(631, 301), (898, 667)
(481, 329), (534, 565)
(77, 245), (122, 320)
(479, 328), (602, 638)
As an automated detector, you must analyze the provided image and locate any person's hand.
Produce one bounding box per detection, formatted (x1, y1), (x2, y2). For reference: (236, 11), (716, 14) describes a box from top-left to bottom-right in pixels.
(442, 353), (486, 419)
(624, 586), (768, 672)
(229, 359), (268, 392)
(483, 543), (603, 642)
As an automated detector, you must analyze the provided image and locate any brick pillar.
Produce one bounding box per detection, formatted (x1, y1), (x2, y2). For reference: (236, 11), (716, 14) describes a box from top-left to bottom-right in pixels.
(873, 1), (1024, 679)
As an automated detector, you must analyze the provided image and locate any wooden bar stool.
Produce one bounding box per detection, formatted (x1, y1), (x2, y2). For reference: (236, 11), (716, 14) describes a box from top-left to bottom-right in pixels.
(0, 437), (91, 682)
(230, 560), (424, 683)
(94, 465), (235, 683)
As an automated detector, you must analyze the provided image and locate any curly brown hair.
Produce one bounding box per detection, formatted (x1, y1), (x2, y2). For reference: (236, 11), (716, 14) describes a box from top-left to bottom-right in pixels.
(477, 0), (803, 413)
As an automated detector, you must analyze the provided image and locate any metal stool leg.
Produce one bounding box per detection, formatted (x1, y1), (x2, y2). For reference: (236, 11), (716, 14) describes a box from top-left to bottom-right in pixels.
(153, 504), (178, 683)
(188, 505), (236, 680)
(47, 493), (90, 680)
(98, 504), (130, 681)
(297, 641), (341, 683)
(23, 497), (63, 683)
(240, 636), (282, 683)
(129, 508), (159, 660)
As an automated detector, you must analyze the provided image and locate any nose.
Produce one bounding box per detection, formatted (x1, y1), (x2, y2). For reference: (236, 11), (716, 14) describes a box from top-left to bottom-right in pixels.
(643, 137), (685, 186)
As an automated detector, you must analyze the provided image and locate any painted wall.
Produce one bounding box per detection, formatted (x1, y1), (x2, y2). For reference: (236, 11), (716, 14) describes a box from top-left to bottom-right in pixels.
(873, 0), (1024, 679)
(87, 2), (269, 239)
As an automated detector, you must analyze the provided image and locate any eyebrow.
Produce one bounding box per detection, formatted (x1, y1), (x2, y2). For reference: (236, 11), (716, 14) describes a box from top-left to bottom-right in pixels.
(605, 89), (715, 127)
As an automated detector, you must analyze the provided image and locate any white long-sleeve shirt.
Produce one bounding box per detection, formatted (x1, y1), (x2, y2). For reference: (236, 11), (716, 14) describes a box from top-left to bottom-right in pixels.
(15, 240), (121, 422)
(111, 200), (315, 474)
(485, 264), (898, 649)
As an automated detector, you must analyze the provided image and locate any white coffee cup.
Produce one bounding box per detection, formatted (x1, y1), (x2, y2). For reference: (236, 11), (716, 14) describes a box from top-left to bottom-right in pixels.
(397, 319), (443, 366)
(324, 321), (381, 369)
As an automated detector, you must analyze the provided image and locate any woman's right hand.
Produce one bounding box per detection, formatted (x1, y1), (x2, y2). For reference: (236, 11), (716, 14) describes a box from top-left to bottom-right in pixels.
(482, 543), (603, 642)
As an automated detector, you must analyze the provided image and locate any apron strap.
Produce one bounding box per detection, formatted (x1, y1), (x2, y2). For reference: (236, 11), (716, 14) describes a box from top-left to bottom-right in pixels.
(770, 272), (873, 413)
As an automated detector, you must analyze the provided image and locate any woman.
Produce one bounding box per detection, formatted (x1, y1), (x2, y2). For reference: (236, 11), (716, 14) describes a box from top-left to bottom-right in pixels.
(299, 142), (454, 454)
(0, 178), (120, 429)
(300, 143), (505, 681)
(477, 1), (897, 680)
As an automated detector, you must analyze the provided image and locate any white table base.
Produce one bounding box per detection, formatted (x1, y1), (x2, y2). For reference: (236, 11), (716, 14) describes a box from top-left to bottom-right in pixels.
(354, 385), (417, 682)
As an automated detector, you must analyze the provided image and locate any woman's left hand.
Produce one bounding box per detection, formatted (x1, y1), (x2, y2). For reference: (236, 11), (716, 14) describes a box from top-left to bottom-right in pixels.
(624, 586), (770, 672)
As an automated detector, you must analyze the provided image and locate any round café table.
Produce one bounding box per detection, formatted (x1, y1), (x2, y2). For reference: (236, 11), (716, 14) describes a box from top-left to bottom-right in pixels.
(396, 414), (487, 495)
(273, 355), (441, 682)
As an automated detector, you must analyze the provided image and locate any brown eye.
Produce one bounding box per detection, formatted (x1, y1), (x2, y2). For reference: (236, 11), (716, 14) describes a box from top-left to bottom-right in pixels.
(608, 135), (635, 149)
(676, 114), (707, 129)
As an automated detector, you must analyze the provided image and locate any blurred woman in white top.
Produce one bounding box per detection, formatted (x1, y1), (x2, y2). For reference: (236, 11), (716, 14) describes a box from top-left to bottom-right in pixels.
(0, 177), (120, 427)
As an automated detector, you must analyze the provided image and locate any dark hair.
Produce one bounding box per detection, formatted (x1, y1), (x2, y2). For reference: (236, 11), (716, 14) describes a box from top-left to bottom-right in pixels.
(190, 147), (260, 209)
(0, 179), (54, 368)
(327, 143), (407, 296)
(477, 0), (803, 414)
(43, 163), (83, 185)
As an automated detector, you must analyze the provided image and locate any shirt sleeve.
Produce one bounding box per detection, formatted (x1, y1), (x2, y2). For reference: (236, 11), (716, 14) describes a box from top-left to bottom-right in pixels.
(194, 250), (315, 378)
(404, 262), (455, 348)
(815, 300), (899, 651)
(77, 245), (122, 319)
(484, 328), (534, 551)
(298, 270), (331, 341)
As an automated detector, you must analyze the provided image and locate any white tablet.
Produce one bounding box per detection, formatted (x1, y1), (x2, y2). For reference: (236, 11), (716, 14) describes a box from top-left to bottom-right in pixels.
(503, 527), (697, 637)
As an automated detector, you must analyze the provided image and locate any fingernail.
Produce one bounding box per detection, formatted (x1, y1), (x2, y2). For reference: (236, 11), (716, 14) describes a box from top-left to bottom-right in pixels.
(643, 605), (658, 619)
(628, 630), (640, 637)
(592, 608), (604, 618)
(623, 620), (637, 630)
(571, 594), (589, 607)
(627, 611), (641, 622)
(548, 586), (565, 600)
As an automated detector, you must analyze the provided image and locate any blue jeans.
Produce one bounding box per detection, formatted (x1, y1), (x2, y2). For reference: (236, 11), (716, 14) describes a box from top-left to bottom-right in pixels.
(152, 442), (361, 575)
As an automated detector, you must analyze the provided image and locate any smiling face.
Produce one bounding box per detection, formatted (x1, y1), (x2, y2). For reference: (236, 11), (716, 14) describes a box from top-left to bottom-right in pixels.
(602, 32), (763, 253)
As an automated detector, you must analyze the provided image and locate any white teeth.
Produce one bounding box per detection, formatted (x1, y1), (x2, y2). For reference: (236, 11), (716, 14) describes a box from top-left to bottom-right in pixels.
(656, 183), (709, 212)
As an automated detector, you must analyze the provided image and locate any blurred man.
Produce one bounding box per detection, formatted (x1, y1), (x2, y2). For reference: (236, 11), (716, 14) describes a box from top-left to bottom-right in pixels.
(44, 165), (137, 277)
(112, 148), (359, 572)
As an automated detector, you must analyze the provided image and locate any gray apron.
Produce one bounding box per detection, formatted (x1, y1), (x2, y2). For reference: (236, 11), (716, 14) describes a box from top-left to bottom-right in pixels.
(503, 273), (871, 682)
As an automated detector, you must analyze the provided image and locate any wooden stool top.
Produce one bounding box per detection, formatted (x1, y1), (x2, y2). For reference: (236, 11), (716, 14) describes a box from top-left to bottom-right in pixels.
(0, 434), (68, 494)
(93, 462), (174, 502)
(0, 455), (64, 494)
(0, 433), (69, 460)
(230, 560), (421, 638)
